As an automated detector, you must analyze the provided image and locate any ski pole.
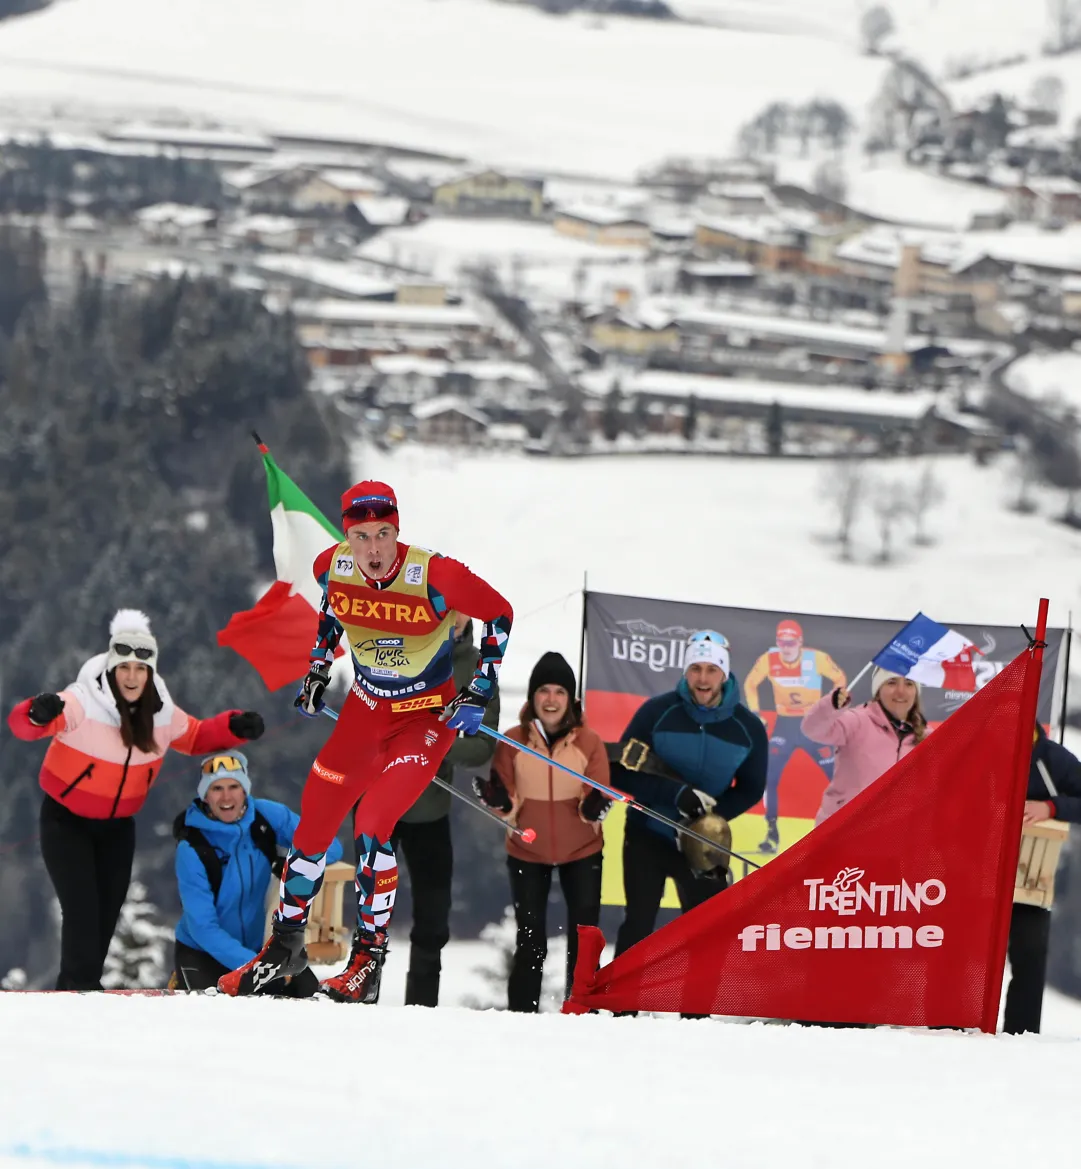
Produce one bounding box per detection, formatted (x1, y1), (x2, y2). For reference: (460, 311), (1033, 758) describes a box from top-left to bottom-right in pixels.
(319, 706), (536, 844)
(477, 725), (760, 870)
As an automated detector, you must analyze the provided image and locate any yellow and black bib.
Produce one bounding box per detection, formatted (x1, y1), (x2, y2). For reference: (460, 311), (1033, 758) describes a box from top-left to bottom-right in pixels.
(326, 543), (455, 701)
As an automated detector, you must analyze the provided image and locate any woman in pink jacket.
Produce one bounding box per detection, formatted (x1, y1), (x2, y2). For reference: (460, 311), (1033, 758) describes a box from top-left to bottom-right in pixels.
(802, 667), (928, 825)
(8, 609), (264, 990)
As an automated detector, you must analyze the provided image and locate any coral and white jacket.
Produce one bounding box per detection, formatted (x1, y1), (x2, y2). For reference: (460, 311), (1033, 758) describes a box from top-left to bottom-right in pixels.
(8, 653), (243, 820)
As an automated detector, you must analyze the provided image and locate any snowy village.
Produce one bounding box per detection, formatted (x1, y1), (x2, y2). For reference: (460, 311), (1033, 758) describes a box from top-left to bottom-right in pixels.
(1, 1), (1081, 1167)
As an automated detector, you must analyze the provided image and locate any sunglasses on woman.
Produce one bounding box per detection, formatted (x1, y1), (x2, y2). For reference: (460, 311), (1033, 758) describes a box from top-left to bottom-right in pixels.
(112, 643), (154, 660)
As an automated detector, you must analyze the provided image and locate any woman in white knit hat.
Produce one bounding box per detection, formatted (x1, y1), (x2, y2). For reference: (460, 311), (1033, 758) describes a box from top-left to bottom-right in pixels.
(7, 609), (264, 991)
(802, 666), (928, 826)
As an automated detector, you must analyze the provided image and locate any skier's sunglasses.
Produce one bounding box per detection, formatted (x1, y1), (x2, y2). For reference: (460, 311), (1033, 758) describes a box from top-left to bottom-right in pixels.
(343, 496), (397, 523)
(112, 643), (154, 660)
(201, 754), (246, 776)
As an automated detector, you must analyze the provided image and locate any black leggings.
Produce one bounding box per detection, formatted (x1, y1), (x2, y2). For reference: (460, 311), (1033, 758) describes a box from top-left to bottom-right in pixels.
(507, 852), (602, 1013)
(1003, 902), (1051, 1035)
(392, 816), (453, 1007)
(39, 795), (135, 991)
(615, 822), (728, 958)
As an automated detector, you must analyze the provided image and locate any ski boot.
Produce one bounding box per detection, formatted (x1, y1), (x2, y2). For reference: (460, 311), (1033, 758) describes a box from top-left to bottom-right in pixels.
(217, 920), (309, 997)
(759, 820), (780, 854)
(318, 929), (387, 1004)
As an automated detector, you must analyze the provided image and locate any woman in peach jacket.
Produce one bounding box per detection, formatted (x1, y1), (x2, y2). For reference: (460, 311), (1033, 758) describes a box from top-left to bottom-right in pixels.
(474, 651), (611, 1012)
(7, 609), (264, 990)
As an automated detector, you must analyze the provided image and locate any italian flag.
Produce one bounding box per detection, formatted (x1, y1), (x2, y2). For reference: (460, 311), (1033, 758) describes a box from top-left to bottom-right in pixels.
(217, 440), (342, 690)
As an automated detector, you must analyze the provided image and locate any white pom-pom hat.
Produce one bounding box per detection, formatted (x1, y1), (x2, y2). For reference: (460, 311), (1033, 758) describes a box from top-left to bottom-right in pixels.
(106, 609), (159, 673)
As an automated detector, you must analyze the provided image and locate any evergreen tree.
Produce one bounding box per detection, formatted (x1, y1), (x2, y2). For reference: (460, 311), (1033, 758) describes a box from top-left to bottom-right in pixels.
(102, 880), (174, 989)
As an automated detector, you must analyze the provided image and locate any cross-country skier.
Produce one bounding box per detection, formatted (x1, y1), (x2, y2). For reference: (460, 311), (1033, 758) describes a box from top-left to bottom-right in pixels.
(217, 480), (513, 1001)
(743, 619), (846, 853)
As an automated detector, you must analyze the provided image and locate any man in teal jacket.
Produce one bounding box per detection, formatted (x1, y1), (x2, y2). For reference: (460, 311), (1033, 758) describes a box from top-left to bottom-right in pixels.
(174, 751), (343, 993)
(611, 630), (767, 957)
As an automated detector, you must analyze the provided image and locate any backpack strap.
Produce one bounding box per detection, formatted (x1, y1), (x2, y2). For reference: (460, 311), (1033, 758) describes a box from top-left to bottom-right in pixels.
(250, 808), (281, 876)
(174, 812), (225, 902)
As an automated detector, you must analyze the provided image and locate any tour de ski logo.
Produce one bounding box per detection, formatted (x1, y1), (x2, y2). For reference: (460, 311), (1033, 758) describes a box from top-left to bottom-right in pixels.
(736, 867), (948, 953)
(607, 618), (699, 673)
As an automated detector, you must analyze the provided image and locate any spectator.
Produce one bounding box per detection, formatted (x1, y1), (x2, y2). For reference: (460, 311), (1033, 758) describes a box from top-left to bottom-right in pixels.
(7, 609), (262, 991)
(611, 630), (768, 958)
(391, 615), (500, 1007)
(173, 752), (342, 994)
(802, 667), (926, 826)
(477, 652), (610, 1012)
(1004, 724), (1081, 1034)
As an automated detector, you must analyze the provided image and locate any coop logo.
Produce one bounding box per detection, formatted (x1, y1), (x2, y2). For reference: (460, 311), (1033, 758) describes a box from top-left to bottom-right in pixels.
(736, 867), (947, 952)
(609, 618), (699, 673)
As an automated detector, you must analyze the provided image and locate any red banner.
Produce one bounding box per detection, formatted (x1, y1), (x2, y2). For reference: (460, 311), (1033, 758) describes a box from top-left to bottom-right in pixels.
(566, 628), (1043, 1030)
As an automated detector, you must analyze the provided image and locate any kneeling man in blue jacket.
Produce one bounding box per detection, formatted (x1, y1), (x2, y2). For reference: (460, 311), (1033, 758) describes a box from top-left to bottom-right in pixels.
(173, 752), (343, 993)
(613, 630), (768, 957)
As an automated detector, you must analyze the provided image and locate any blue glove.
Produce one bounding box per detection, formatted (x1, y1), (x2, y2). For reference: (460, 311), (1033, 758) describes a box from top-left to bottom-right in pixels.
(294, 662), (331, 718)
(440, 680), (490, 736)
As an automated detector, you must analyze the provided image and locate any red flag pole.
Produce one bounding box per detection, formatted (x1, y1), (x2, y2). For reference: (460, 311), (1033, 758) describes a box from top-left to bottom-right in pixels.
(979, 597), (1049, 1034)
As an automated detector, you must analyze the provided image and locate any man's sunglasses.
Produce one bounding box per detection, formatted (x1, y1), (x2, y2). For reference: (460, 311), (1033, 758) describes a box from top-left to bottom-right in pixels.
(201, 754), (245, 776)
(343, 496), (396, 523)
(112, 643), (154, 660)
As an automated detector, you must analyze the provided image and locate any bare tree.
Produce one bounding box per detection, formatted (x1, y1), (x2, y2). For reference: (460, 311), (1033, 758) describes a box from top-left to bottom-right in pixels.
(909, 463), (945, 544)
(737, 101), (792, 155)
(860, 4), (895, 55)
(1030, 73), (1066, 118)
(872, 479), (908, 564)
(1046, 0), (1081, 54)
(813, 159), (848, 203)
(1011, 439), (1041, 514)
(824, 458), (867, 560)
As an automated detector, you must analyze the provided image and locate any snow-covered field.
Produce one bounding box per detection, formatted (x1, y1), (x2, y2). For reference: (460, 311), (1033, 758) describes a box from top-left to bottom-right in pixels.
(1004, 348), (1081, 420)
(0, 0), (891, 178)
(2, 975), (1080, 1169)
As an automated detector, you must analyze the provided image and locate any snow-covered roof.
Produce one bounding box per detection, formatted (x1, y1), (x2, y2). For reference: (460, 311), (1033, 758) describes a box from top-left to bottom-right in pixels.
(454, 360), (543, 384)
(412, 395), (489, 424)
(225, 214), (303, 236)
(353, 196), (410, 226)
(250, 255), (396, 298)
(682, 260), (756, 278)
(316, 167), (385, 193)
(580, 369), (936, 421)
(709, 181), (771, 200)
(135, 202), (216, 227)
(372, 355), (448, 376)
(696, 213), (799, 245)
(555, 203), (649, 227)
(293, 298), (484, 328)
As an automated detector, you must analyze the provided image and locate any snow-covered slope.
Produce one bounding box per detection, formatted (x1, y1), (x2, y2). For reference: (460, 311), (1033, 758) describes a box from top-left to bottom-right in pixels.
(0, 0), (889, 178)
(1, 987), (1079, 1169)
(354, 445), (1081, 715)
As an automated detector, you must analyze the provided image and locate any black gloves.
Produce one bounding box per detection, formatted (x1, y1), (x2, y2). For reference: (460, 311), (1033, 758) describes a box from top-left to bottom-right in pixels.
(295, 662), (332, 718)
(472, 773), (513, 813)
(580, 788), (613, 823)
(676, 786), (717, 821)
(28, 693), (65, 726)
(229, 711), (265, 740)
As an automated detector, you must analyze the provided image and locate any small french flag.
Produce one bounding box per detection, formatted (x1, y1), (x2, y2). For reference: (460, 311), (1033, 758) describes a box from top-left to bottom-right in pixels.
(872, 613), (981, 691)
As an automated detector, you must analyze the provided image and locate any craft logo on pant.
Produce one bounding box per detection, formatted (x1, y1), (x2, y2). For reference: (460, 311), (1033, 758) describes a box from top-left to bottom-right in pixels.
(383, 753), (430, 772)
(737, 867), (947, 953)
(312, 759), (345, 785)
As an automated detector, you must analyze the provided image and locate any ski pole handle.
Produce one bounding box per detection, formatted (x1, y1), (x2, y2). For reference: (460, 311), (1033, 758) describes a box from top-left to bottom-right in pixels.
(478, 725), (759, 870)
(318, 707), (536, 844)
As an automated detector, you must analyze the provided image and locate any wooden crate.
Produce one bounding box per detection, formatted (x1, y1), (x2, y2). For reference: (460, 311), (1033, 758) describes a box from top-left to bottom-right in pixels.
(1014, 820), (1070, 909)
(263, 861), (355, 964)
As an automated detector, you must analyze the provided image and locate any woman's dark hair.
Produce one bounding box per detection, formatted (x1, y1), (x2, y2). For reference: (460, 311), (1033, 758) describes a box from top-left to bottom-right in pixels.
(519, 689), (583, 737)
(107, 667), (162, 754)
